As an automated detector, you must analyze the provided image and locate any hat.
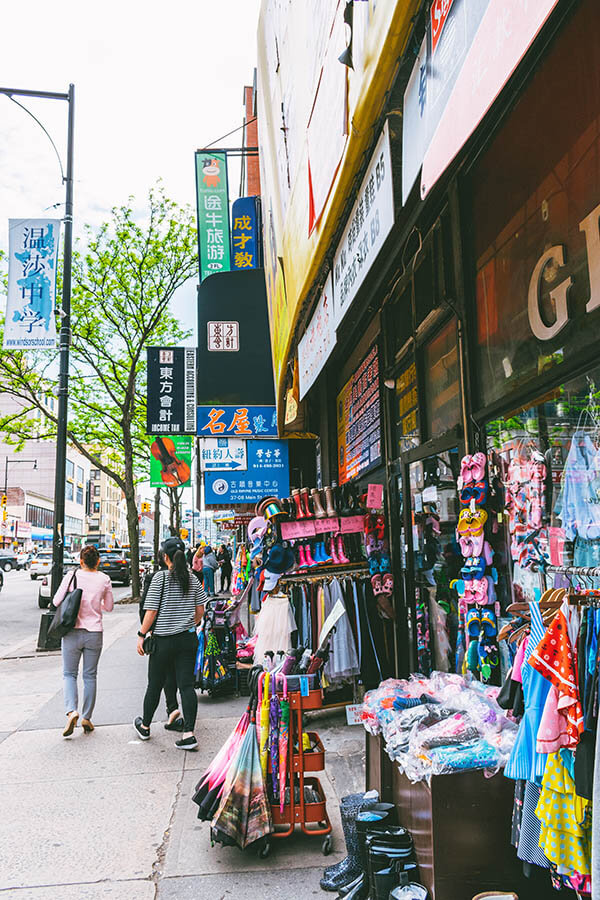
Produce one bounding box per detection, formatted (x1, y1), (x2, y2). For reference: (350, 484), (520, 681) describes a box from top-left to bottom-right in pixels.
(265, 541), (295, 574)
(161, 537), (185, 557)
(250, 536), (264, 560)
(263, 569), (281, 592)
(248, 516), (267, 542)
(255, 496), (286, 519)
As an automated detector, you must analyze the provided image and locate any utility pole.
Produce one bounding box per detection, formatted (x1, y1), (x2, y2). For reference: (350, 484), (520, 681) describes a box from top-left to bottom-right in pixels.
(153, 488), (161, 569)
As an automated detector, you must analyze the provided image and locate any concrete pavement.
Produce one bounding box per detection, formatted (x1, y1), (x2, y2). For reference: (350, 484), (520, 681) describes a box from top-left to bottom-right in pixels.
(0, 604), (365, 899)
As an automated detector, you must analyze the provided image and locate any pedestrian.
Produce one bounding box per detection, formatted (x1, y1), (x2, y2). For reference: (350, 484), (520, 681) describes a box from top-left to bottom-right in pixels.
(134, 537), (206, 750)
(140, 550), (183, 732)
(191, 543), (204, 581)
(202, 545), (219, 596)
(53, 544), (114, 737)
(217, 543), (232, 593)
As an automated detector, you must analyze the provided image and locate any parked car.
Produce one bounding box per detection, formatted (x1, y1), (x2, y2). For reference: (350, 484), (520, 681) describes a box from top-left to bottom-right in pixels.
(139, 544), (154, 562)
(98, 549), (131, 585)
(37, 558), (79, 609)
(0, 569), (4, 590)
(30, 551), (54, 580)
(0, 550), (21, 572)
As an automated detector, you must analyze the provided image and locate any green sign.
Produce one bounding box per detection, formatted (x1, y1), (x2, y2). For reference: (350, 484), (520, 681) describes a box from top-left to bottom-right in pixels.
(195, 151), (231, 282)
(150, 435), (192, 489)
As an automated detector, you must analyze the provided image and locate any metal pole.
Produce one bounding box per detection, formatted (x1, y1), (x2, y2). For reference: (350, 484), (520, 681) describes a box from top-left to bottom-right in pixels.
(50, 84), (75, 598)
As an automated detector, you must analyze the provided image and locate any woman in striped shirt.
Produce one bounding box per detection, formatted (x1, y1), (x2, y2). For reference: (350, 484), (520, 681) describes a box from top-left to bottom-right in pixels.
(134, 537), (206, 750)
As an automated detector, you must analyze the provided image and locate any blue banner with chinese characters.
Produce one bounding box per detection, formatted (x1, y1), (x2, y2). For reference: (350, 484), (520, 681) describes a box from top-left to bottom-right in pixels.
(204, 440), (289, 505)
(4, 218), (60, 349)
(231, 197), (259, 270)
(197, 405), (277, 437)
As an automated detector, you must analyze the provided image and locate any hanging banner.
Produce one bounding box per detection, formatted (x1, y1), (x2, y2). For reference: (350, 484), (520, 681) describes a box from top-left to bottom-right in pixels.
(195, 151), (231, 282)
(298, 272), (335, 400)
(4, 218), (60, 349)
(204, 439), (289, 505)
(231, 197), (259, 270)
(149, 435), (192, 488)
(146, 347), (197, 435)
(337, 344), (381, 485)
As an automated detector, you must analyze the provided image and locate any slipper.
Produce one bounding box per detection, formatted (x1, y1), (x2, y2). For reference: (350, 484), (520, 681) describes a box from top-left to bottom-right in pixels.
(371, 573), (383, 595)
(381, 573), (394, 596)
(466, 608), (481, 638)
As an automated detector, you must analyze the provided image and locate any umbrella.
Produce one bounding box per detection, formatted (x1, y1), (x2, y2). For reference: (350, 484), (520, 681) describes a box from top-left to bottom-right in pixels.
(269, 690), (281, 799)
(193, 710), (250, 820)
(194, 628), (205, 680)
(211, 715), (274, 849)
(202, 632), (233, 691)
(259, 671), (271, 780)
(278, 675), (290, 812)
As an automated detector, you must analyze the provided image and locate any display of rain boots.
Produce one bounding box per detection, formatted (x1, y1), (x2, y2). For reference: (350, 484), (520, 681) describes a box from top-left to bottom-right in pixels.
(338, 804), (398, 899)
(319, 792), (379, 892)
(337, 533), (351, 564)
(292, 489), (306, 519)
(312, 488), (326, 518)
(324, 485), (337, 517)
(297, 544), (308, 568)
(300, 486), (312, 518)
(366, 827), (416, 900)
(313, 541), (333, 564)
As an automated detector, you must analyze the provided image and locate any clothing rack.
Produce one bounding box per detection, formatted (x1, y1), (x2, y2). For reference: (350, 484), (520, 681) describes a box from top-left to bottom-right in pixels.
(279, 564), (369, 584)
(542, 564), (600, 577)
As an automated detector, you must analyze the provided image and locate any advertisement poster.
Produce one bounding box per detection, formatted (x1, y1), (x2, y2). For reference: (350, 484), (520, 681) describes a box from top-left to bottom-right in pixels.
(337, 344), (381, 485)
(149, 435), (192, 488)
(4, 218), (60, 349)
(204, 440), (289, 505)
(146, 347), (197, 435)
(195, 151), (231, 282)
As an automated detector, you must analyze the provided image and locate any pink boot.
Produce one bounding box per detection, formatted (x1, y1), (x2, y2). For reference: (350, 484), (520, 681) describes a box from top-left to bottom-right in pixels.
(297, 544), (307, 568)
(304, 543), (318, 567)
(337, 533), (350, 564)
(330, 536), (341, 565)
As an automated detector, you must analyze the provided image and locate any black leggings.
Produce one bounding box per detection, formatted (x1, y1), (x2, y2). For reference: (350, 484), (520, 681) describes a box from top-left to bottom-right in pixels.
(221, 568), (232, 592)
(143, 630), (198, 732)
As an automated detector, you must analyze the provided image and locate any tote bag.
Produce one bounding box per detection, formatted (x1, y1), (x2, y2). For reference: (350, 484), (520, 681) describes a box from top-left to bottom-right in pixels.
(48, 571), (82, 638)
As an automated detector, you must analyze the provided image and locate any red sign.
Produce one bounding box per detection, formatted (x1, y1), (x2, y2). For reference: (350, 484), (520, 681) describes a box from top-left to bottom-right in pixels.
(430, 0), (454, 56)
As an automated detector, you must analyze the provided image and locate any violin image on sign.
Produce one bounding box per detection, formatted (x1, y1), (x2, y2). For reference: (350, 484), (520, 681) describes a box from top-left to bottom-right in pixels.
(151, 437), (191, 487)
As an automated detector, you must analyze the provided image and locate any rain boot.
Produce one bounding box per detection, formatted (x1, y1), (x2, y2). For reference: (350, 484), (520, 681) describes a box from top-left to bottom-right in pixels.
(320, 793), (378, 891)
(312, 488), (326, 518)
(321, 539), (333, 563)
(341, 805), (398, 899)
(297, 544), (308, 568)
(304, 543), (318, 567)
(324, 484), (337, 517)
(292, 488), (305, 519)
(313, 542), (325, 564)
(330, 535), (341, 565)
(337, 533), (350, 564)
(300, 486), (312, 517)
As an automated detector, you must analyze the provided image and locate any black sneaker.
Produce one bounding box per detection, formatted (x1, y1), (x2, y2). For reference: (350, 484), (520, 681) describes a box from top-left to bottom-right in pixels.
(164, 717), (184, 732)
(175, 735), (198, 751)
(133, 717), (150, 741)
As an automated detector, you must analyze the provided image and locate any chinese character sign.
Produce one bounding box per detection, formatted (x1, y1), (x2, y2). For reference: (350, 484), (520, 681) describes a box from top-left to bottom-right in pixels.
(195, 152), (231, 282)
(147, 347), (197, 434)
(4, 218), (61, 349)
(231, 196), (259, 270)
(197, 405), (278, 438)
(204, 439), (289, 505)
(207, 321), (239, 352)
(337, 344), (381, 484)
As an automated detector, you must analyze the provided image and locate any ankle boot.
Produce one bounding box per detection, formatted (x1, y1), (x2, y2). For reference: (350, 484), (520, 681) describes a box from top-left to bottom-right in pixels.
(292, 489), (305, 519)
(300, 486), (312, 518)
(320, 793), (379, 892)
(304, 542), (318, 567)
(324, 485), (337, 517)
(330, 535), (341, 565)
(337, 533), (350, 564)
(311, 488), (326, 518)
(297, 544), (308, 568)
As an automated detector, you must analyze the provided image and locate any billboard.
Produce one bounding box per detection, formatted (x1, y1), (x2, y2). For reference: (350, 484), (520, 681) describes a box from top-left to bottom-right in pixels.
(195, 151), (231, 282)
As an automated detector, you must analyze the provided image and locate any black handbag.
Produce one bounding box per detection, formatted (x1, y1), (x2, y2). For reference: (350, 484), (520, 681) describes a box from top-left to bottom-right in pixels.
(48, 570), (82, 638)
(143, 571), (166, 655)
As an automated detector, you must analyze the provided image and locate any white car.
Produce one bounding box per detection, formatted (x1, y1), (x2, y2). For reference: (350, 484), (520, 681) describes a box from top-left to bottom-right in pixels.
(37, 557), (78, 608)
(30, 552), (54, 580)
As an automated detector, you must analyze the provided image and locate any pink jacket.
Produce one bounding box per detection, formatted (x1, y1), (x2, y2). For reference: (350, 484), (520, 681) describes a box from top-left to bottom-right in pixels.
(53, 568), (114, 632)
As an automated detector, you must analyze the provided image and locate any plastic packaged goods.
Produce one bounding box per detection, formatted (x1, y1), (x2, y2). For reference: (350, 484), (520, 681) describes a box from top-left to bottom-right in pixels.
(360, 671), (518, 783)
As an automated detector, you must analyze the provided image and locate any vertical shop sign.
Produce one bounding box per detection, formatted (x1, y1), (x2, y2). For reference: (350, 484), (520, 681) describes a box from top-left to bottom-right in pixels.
(4, 218), (61, 349)
(231, 197), (259, 270)
(332, 123), (394, 330)
(337, 344), (381, 485)
(298, 272), (335, 399)
(146, 347), (197, 434)
(149, 435), (192, 488)
(195, 151), (231, 282)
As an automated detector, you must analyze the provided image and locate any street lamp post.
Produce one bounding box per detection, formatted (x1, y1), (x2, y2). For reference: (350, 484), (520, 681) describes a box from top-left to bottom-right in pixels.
(0, 84), (75, 648)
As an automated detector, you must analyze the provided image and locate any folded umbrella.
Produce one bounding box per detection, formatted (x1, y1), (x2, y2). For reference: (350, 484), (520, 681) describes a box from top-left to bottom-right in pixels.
(278, 675), (290, 812)
(259, 671), (271, 780)
(269, 690), (281, 799)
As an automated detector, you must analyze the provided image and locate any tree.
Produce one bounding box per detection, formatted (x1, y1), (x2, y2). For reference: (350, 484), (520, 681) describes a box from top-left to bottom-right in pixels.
(0, 186), (197, 599)
(167, 486), (183, 536)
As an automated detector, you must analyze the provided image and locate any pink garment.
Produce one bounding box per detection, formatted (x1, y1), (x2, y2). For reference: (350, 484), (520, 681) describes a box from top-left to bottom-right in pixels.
(536, 684), (568, 753)
(511, 635), (528, 685)
(53, 568), (114, 631)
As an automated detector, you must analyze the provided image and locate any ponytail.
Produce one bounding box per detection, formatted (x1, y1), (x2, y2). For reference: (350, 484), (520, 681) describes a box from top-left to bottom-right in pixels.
(170, 548), (190, 593)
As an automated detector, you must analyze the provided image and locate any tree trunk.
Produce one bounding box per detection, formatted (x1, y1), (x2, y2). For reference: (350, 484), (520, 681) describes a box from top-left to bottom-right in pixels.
(122, 420), (141, 600)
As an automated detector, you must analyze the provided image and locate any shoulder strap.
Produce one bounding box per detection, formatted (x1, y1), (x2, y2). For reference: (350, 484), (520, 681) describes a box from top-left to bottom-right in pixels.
(156, 570), (167, 617)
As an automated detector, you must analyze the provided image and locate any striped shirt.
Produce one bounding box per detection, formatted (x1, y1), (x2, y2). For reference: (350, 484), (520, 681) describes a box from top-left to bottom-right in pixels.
(144, 570), (207, 636)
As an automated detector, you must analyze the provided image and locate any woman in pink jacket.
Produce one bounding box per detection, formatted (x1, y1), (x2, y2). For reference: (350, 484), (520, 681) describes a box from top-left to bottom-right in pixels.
(52, 545), (114, 737)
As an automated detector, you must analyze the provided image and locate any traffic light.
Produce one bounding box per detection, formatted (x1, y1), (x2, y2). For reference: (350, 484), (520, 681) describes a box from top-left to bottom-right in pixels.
(141, 502), (151, 514)
(1, 494), (6, 507)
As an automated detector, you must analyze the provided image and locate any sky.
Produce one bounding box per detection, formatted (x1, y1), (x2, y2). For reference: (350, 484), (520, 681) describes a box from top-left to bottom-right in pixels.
(0, 0), (263, 341)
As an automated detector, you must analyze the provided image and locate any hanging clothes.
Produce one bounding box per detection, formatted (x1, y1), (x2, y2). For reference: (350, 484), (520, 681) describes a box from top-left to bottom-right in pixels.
(322, 579), (359, 684)
(252, 593), (296, 664)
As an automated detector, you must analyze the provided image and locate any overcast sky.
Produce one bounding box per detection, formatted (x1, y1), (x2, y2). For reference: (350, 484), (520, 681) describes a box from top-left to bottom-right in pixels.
(0, 0), (262, 340)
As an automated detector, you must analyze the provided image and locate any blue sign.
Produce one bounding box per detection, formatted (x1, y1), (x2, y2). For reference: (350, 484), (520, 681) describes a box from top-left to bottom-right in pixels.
(197, 405), (277, 437)
(231, 197), (259, 270)
(204, 440), (289, 505)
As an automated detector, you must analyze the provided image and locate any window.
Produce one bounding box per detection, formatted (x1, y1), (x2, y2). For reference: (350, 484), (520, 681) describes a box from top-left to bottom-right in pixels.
(76, 466), (84, 483)
(65, 515), (83, 536)
(94, 484), (101, 496)
(76, 485), (83, 505)
(65, 481), (74, 502)
(424, 320), (460, 438)
(91, 469), (100, 481)
(26, 504), (53, 529)
(93, 502), (100, 513)
(66, 460), (74, 479)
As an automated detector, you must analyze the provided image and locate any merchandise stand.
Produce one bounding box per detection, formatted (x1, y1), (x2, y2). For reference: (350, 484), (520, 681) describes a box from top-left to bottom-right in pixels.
(263, 685), (333, 857)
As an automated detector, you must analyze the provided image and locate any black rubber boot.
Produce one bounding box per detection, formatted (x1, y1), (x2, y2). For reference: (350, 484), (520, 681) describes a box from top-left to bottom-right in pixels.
(319, 793), (379, 892)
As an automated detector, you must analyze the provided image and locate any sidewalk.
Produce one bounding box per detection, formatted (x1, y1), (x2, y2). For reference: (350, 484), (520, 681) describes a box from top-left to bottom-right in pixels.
(0, 605), (365, 899)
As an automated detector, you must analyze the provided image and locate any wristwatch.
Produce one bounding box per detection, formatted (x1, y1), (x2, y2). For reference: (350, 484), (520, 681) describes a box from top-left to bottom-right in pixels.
(138, 631), (146, 638)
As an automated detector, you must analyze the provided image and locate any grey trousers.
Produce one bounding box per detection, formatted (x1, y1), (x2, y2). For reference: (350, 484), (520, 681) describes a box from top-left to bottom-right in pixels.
(62, 628), (103, 720)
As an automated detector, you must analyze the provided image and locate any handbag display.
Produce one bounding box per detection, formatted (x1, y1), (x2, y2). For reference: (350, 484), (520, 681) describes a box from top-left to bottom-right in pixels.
(143, 571), (166, 655)
(48, 570), (83, 638)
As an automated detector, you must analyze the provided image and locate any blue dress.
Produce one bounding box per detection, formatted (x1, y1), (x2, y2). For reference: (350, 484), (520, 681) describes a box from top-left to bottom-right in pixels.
(504, 600), (549, 785)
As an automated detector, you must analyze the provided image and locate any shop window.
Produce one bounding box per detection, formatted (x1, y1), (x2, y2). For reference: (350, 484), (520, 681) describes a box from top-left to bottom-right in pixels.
(486, 363), (600, 604)
(423, 320), (460, 438)
(394, 357), (420, 455)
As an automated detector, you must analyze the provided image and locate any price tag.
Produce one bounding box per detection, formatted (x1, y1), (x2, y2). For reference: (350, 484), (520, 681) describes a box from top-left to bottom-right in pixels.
(345, 704), (363, 725)
(300, 676), (309, 697)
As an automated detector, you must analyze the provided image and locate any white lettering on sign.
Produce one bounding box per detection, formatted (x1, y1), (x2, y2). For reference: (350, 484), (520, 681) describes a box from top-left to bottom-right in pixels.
(527, 200), (600, 340)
